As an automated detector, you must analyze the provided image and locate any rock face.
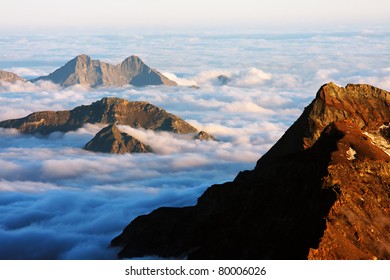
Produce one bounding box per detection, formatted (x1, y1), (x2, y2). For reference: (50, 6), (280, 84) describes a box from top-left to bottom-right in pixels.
(111, 83), (390, 260)
(194, 131), (216, 141)
(31, 54), (177, 87)
(0, 97), (197, 135)
(0, 70), (25, 83)
(84, 124), (152, 154)
(217, 75), (230, 85)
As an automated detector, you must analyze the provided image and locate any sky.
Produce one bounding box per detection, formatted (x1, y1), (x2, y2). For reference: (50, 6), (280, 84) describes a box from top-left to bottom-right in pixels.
(1, 0), (390, 32)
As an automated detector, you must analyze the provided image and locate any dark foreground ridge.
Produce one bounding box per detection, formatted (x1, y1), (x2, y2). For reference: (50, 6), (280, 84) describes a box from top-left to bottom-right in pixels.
(0, 97), (198, 135)
(111, 83), (390, 260)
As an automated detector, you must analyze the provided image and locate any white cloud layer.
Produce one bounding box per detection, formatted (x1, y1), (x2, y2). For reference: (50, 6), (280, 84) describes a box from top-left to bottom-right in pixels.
(3, 67), (48, 78)
(0, 30), (389, 259)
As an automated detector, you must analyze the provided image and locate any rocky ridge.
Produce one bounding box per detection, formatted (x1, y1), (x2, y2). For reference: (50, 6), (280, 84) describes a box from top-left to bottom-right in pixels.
(31, 54), (177, 87)
(111, 83), (390, 260)
(0, 70), (26, 83)
(194, 131), (216, 141)
(84, 124), (152, 154)
(0, 97), (198, 135)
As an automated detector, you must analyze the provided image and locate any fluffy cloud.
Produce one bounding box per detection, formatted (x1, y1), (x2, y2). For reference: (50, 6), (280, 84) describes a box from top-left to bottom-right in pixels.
(0, 30), (389, 260)
(315, 68), (339, 81)
(0, 180), (68, 193)
(160, 72), (196, 86)
(230, 68), (272, 87)
(3, 67), (48, 78)
(223, 101), (275, 114)
(187, 68), (272, 88)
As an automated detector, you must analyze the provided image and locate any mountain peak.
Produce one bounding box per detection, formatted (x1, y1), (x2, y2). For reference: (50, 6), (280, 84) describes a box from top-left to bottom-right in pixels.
(72, 54), (92, 63)
(0, 70), (26, 83)
(256, 82), (390, 166)
(31, 55), (177, 87)
(99, 96), (131, 105)
(122, 55), (142, 63)
(84, 124), (152, 154)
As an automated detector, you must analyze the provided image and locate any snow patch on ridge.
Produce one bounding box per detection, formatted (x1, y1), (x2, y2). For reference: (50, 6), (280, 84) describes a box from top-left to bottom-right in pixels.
(346, 147), (357, 160)
(364, 125), (390, 156)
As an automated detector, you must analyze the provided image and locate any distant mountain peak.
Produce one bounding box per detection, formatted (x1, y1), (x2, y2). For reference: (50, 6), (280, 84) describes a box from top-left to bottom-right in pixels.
(0, 70), (26, 83)
(31, 55), (177, 87)
(122, 55), (142, 63)
(75, 54), (90, 60)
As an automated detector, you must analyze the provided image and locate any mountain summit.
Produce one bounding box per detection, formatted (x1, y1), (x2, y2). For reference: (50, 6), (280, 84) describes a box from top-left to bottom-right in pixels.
(0, 97), (197, 135)
(111, 83), (390, 260)
(84, 124), (152, 154)
(31, 55), (177, 87)
(0, 70), (25, 83)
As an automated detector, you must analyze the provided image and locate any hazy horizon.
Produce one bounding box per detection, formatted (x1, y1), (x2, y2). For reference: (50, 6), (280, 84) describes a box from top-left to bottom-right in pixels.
(1, 0), (390, 32)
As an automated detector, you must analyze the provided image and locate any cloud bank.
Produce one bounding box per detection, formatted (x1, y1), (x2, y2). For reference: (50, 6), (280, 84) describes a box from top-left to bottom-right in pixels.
(0, 30), (389, 259)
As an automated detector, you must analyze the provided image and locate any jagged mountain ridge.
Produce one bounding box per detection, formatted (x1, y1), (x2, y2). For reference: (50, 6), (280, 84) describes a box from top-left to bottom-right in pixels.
(257, 82), (390, 166)
(0, 70), (26, 83)
(0, 97), (198, 135)
(111, 83), (390, 260)
(84, 124), (152, 154)
(31, 54), (177, 87)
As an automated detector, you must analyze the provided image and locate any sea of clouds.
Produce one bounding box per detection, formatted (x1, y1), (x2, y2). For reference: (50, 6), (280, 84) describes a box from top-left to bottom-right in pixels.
(0, 30), (389, 259)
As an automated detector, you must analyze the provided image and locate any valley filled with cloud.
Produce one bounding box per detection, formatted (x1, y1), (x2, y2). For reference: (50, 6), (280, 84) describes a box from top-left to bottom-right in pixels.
(0, 30), (389, 259)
